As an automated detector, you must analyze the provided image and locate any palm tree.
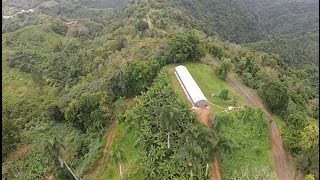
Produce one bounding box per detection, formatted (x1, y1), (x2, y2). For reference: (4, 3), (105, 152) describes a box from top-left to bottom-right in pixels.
(158, 104), (180, 149)
(183, 123), (220, 179)
(43, 137), (80, 180)
(108, 147), (127, 179)
(180, 124), (208, 179)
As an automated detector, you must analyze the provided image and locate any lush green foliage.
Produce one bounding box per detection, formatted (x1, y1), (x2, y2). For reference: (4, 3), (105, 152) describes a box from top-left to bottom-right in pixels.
(2, 117), (21, 162)
(218, 89), (229, 100)
(214, 108), (275, 179)
(46, 103), (64, 122)
(174, 0), (319, 86)
(2, 0), (318, 179)
(135, 20), (149, 32)
(167, 33), (204, 63)
(118, 72), (219, 179)
(65, 92), (111, 133)
(258, 79), (289, 115)
(215, 58), (232, 80)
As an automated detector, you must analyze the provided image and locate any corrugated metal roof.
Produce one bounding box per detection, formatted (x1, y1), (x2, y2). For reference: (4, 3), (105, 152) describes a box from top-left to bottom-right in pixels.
(175, 65), (207, 106)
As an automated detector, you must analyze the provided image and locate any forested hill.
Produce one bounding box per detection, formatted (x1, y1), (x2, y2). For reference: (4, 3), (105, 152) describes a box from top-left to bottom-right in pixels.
(2, 0), (132, 10)
(243, 0), (319, 38)
(2, 0), (319, 179)
(173, 0), (268, 43)
(174, 0), (319, 82)
(243, 0), (319, 70)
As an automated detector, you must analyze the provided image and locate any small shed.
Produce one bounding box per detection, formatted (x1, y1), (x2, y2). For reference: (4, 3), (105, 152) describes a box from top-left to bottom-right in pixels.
(175, 65), (208, 107)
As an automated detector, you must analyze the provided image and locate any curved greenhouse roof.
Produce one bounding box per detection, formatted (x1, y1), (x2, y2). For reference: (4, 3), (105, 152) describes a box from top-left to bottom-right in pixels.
(175, 65), (208, 107)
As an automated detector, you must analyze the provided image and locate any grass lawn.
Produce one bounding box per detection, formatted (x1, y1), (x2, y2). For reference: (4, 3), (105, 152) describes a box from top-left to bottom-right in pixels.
(166, 62), (250, 114)
(167, 62), (276, 179)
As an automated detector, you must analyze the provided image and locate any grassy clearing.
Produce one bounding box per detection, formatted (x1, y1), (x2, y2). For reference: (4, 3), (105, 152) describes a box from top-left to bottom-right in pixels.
(167, 62), (276, 179)
(167, 62), (249, 113)
(216, 111), (275, 179)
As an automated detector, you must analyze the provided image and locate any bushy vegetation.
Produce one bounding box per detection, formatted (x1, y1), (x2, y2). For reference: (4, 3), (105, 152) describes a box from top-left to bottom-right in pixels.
(167, 32), (204, 63)
(213, 108), (275, 179)
(218, 89), (229, 100)
(2, 117), (21, 162)
(2, 0), (318, 179)
(175, 0), (319, 86)
(215, 58), (232, 80)
(116, 71), (231, 179)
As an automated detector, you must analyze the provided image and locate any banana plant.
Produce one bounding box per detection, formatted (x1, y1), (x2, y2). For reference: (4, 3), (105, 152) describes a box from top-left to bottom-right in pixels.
(107, 146), (127, 179)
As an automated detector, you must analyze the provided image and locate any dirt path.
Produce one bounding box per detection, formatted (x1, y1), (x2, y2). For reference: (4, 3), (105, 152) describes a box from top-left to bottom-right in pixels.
(192, 106), (222, 180)
(83, 121), (117, 179)
(102, 122), (117, 156)
(146, 15), (153, 30)
(227, 75), (262, 108)
(6, 146), (32, 163)
(212, 157), (222, 180)
(226, 74), (296, 180)
(192, 107), (211, 126)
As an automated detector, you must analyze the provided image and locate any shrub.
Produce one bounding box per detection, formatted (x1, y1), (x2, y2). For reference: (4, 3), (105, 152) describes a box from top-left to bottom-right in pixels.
(258, 79), (289, 115)
(65, 92), (111, 133)
(46, 103), (65, 122)
(215, 58), (232, 80)
(52, 21), (67, 36)
(135, 20), (149, 32)
(2, 117), (21, 161)
(167, 33), (204, 63)
(218, 89), (229, 100)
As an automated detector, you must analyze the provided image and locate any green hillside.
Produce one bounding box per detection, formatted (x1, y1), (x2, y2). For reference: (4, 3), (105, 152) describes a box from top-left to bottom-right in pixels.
(2, 0), (319, 179)
(168, 63), (275, 179)
(174, 0), (319, 81)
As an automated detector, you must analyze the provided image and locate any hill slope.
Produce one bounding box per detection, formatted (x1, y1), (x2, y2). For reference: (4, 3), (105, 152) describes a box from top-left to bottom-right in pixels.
(2, 0), (319, 179)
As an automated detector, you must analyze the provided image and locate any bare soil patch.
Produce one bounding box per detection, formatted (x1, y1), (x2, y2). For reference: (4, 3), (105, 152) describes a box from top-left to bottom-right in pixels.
(212, 157), (222, 180)
(7, 146), (32, 163)
(192, 106), (211, 126)
(65, 21), (88, 37)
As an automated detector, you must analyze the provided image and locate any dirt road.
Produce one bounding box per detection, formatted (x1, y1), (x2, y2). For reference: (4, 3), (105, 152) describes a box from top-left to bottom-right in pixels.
(226, 74), (296, 180)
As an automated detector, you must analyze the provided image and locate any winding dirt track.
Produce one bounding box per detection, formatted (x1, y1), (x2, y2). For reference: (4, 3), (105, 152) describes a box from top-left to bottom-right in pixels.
(83, 121), (117, 179)
(226, 74), (296, 180)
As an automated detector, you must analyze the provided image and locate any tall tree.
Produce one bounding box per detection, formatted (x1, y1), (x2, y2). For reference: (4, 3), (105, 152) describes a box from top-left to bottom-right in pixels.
(215, 58), (232, 80)
(258, 78), (289, 115)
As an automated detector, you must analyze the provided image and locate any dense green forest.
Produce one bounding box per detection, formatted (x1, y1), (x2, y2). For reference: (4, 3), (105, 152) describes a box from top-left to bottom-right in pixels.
(2, 0), (319, 179)
(174, 0), (319, 86)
